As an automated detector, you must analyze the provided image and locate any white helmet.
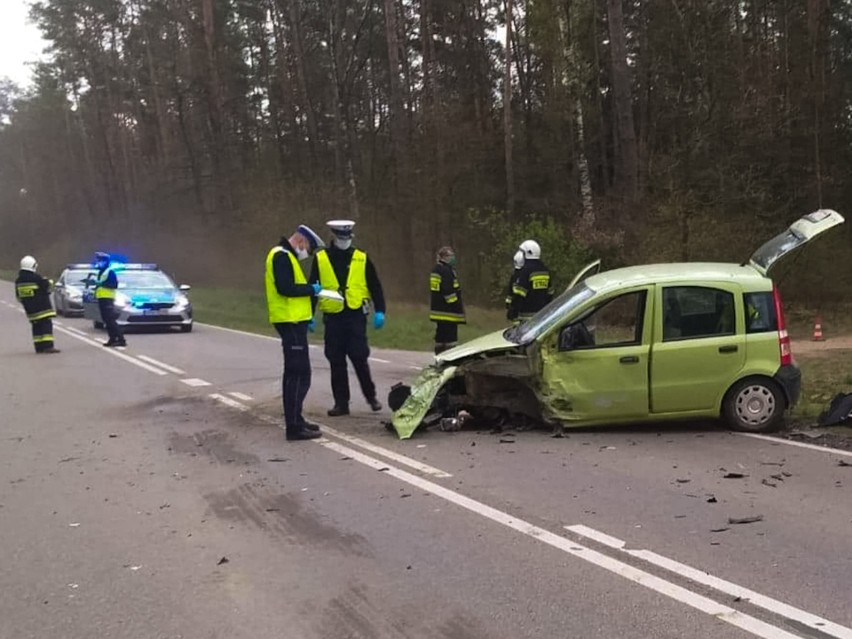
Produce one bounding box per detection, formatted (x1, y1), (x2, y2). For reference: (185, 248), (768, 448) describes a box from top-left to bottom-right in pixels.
(20, 255), (37, 271)
(513, 250), (524, 269)
(519, 240), (541, 260)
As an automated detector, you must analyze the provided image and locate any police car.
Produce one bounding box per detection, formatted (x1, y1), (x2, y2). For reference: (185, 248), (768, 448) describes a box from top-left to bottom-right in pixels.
(53, 264), (95, 316)
(81, 263), (194, 332)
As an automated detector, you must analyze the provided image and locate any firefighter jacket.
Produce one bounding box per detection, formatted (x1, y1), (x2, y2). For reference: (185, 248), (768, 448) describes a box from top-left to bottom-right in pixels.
(15, 269), (56, 322)
(506, 259), (553, 322)
(429, 261), (466, 323)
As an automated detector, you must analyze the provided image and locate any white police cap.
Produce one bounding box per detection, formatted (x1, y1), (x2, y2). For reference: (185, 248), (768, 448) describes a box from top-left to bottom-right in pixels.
(296, 224), (325, 250)
(327, 219), (356, 238)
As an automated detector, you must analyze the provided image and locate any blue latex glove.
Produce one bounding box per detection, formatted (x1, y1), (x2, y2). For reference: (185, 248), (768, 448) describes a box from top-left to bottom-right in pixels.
(307, 318), (316, 333)
(311, 282), (322, 296)
(373, 311), (385, 330)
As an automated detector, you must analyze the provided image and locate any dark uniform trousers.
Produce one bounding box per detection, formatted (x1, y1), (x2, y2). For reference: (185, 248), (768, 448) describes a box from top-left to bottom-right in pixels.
(275, 321), (312, 434)
(324, 312), (376, 406)
(31, 318), (55, 352)
(98, 299), (125, 343)
(434, 322), (458, 353)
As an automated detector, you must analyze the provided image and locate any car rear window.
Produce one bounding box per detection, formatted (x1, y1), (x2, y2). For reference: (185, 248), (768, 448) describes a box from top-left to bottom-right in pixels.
(743, 292), (778, 333)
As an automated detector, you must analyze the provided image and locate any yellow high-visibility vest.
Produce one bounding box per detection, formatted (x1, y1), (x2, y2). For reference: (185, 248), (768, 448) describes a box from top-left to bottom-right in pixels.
(265, 246), (312, 323)
(95, 268), (117, 299)
(315, 249), (370, 314)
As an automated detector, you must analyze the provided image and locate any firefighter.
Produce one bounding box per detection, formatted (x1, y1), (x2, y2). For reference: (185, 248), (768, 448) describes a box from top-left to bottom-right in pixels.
(309, 220), (385, 417)
(14, 255), (60, 354)
(267, 224), (325, 441)
(506, 240), (553, 324)
(93, 252), (127, 347)
(430, 246), (465, 355)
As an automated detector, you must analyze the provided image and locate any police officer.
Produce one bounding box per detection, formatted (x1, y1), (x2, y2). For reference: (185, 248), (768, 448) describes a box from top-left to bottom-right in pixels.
(506, 240), (553, 324)
(267, 224), (325, 441)
(430, 246), (465, 355)
(94, 252), (127, 347)
(309, 220), (385, 417)
(15, 255), (60, 354)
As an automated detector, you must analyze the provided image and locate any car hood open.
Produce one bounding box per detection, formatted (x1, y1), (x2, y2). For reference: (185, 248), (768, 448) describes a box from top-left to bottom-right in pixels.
(436, 329), (519, 364)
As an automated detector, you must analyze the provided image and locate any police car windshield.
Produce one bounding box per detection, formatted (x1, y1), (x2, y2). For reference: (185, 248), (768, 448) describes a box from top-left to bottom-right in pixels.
(506, 283), (595, 344)
(65, 270), (94, 287)
(116, 270), (174, 289)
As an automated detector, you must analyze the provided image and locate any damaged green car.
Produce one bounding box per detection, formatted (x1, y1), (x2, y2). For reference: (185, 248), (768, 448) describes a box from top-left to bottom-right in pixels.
(391, 209), (845, 439)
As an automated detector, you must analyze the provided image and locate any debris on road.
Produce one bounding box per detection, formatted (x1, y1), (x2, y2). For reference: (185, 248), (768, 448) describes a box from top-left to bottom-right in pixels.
(711, 527), (730, 533)
(267, 457), (288, 462)
(68, 523), (81, 527)
(722, 472), (748, 479)
(837, 459), (852, 467)
(675, 478), (691, 484)
(761, 479), (777, 488)
(728, 515), (764, 525)
(706, 495), (718, 503)
(217, 557), (229, 565)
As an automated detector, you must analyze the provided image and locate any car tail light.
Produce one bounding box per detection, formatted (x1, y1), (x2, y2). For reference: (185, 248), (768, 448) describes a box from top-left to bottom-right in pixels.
(773, 285), (792, 366)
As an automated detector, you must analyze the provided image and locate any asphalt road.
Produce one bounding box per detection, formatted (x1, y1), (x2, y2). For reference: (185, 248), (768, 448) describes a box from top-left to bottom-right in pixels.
(1, 296), (851, 639)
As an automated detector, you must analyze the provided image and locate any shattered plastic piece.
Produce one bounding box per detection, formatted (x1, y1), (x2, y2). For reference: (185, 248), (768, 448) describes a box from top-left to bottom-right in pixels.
(728, 515), (764, 525)
(675, 479), (691, 484)
(267, 458), (288, 462)
(706, 496), (718, 503)
(761, 479), (777, 488)
(498, 438), (515, 444)
(217, 557), (229, 566)
(68, 523), (81, 527)
(723, 472), (748, 479)
(378, 467), (390, 472)
(439, 418), (461, 432)
(711, 527), (730, 533)
(837, 459), (852, 467)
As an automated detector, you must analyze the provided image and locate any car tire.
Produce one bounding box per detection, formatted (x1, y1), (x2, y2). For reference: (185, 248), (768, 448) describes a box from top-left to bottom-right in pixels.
(722, 377), (786, 433)
(94, 320), (104, 330)
(180, 324), (193, 333)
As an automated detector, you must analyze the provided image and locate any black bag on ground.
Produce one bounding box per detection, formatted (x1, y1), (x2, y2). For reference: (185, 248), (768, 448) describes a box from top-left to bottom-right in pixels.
(818, 393), (852, 427)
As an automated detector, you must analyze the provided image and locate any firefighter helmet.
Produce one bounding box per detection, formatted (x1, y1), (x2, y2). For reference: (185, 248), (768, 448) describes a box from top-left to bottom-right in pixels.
(519, 240), (541, 260)
(20, 255), (37, 271)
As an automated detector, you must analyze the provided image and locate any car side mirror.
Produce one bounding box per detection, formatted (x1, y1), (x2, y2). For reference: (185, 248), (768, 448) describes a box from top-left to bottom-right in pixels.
(179, 284), (191, 292)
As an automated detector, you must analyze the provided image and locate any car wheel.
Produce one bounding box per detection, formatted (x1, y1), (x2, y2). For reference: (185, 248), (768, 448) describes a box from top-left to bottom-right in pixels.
(722, 377), (785, 433)
(94, 320), (104, 330)
(180, 324), (193, 333)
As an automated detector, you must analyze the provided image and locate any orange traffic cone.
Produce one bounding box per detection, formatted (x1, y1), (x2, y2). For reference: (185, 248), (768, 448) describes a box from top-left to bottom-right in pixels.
(812, 316), (825, 342)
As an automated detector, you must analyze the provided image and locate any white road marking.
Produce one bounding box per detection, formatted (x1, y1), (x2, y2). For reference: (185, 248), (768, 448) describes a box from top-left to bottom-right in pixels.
(195, 322), (277, 341)
(136, 355), (186, 375)
(408, 365), (422, 370)
(53, 326), (169, 376)
(321, 425), (452, 478)
(63, 326), (88, 337)
(180, 378), (212, 387)
(566, 524), (852, 639)
(318, 439), (802, 639)
(734, 432), (852, 459)
(228, 392), (253, 402)
(209, 393), (251, 411)
(369, 357), (391, 364)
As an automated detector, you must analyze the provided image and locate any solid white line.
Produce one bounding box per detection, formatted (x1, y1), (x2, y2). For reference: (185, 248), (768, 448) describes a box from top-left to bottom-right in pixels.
(53, 326), (169, 376)
(228, 392), (253, 402)
(566, 525), (852, 639)
(136, 355), (186, 375)
(209, 393), (250, 411)
(318, 439), (800, 639)
(321, 425), (452, 478)
(734, 432), (852, 459)
(64, 326), (88, 337)
(180, 378), (211, 387)
(195, 321), (278, 341)
(369, 357), (392, 364)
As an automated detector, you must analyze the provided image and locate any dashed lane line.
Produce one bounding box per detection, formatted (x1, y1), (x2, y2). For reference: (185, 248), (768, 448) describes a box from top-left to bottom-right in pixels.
(180, 378), (212, 387)
(318, 438), (802, 639)
(228, 392), (253, 402)
(53, 326), (169, 376)
(566, 524), (852, 639)
(136, 355), (187, 376)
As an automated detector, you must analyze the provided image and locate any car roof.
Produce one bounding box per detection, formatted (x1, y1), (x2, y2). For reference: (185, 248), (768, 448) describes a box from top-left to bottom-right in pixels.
(585, 262), (772, 294)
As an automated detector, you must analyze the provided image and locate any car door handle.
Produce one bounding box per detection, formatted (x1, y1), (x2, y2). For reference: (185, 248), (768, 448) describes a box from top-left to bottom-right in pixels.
(718, 345), (739, 353)
(619, 356), (640, 364)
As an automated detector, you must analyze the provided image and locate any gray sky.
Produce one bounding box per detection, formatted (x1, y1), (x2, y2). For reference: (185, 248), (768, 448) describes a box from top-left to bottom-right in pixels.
(0, 1), (46, 87)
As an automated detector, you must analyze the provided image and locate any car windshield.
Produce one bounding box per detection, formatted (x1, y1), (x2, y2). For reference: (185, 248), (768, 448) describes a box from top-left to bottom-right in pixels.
(65, 270), (95, 287)
(116, 270), (174, 289)
(505, 283), (596, 344)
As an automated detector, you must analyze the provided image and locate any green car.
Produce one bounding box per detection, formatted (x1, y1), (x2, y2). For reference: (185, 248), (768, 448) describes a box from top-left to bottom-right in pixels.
(391, 209), (845, 438)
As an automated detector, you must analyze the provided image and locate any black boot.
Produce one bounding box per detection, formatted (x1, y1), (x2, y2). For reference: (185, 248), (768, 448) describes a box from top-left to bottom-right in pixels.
(327, 405), (350, 417)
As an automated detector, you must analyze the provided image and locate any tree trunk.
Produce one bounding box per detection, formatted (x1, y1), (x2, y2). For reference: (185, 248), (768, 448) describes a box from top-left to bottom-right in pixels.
(383, 0), (407, 178)
(605, 0), (638, 201)
(503, 0), (515, 214)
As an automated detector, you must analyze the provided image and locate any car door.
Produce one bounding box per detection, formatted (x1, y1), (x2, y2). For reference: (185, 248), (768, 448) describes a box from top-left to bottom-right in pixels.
(53, 272), (66, 313)
(537, 286), (652, 422)
(650, 284), (745, 414)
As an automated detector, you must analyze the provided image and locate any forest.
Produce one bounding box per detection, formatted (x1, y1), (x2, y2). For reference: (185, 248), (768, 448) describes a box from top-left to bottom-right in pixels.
(0, 0), (850, 304)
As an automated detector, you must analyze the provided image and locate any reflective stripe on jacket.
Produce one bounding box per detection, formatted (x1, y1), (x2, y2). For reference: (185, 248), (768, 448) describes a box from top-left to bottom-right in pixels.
(95, 267), (117, 299)
(429, 261), (466, 324)
(315, 249), (370, 314)
(15, 270), (56, 321)
(265, 246), (312, 323)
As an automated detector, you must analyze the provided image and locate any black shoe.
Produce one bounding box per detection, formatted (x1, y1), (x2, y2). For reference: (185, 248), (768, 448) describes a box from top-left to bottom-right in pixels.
(327, 405), (350, 417)
(43, 347), (61, 354)
(103, 340), (116, 347)
(368, 398), (382, 412)
(301, 420), (321, 432)
(286, 429), (322, 441)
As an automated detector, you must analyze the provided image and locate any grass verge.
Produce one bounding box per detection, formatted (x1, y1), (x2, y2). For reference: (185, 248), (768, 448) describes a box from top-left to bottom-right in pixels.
(189, 287), (507, 352)
(792, 349), (852, 419)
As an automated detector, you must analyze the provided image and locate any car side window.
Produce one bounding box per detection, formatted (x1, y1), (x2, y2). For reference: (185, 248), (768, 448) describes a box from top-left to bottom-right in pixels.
(743, 292), (777, 333)
(559, 291), (646, 351)
(663, 287), (735, 341)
